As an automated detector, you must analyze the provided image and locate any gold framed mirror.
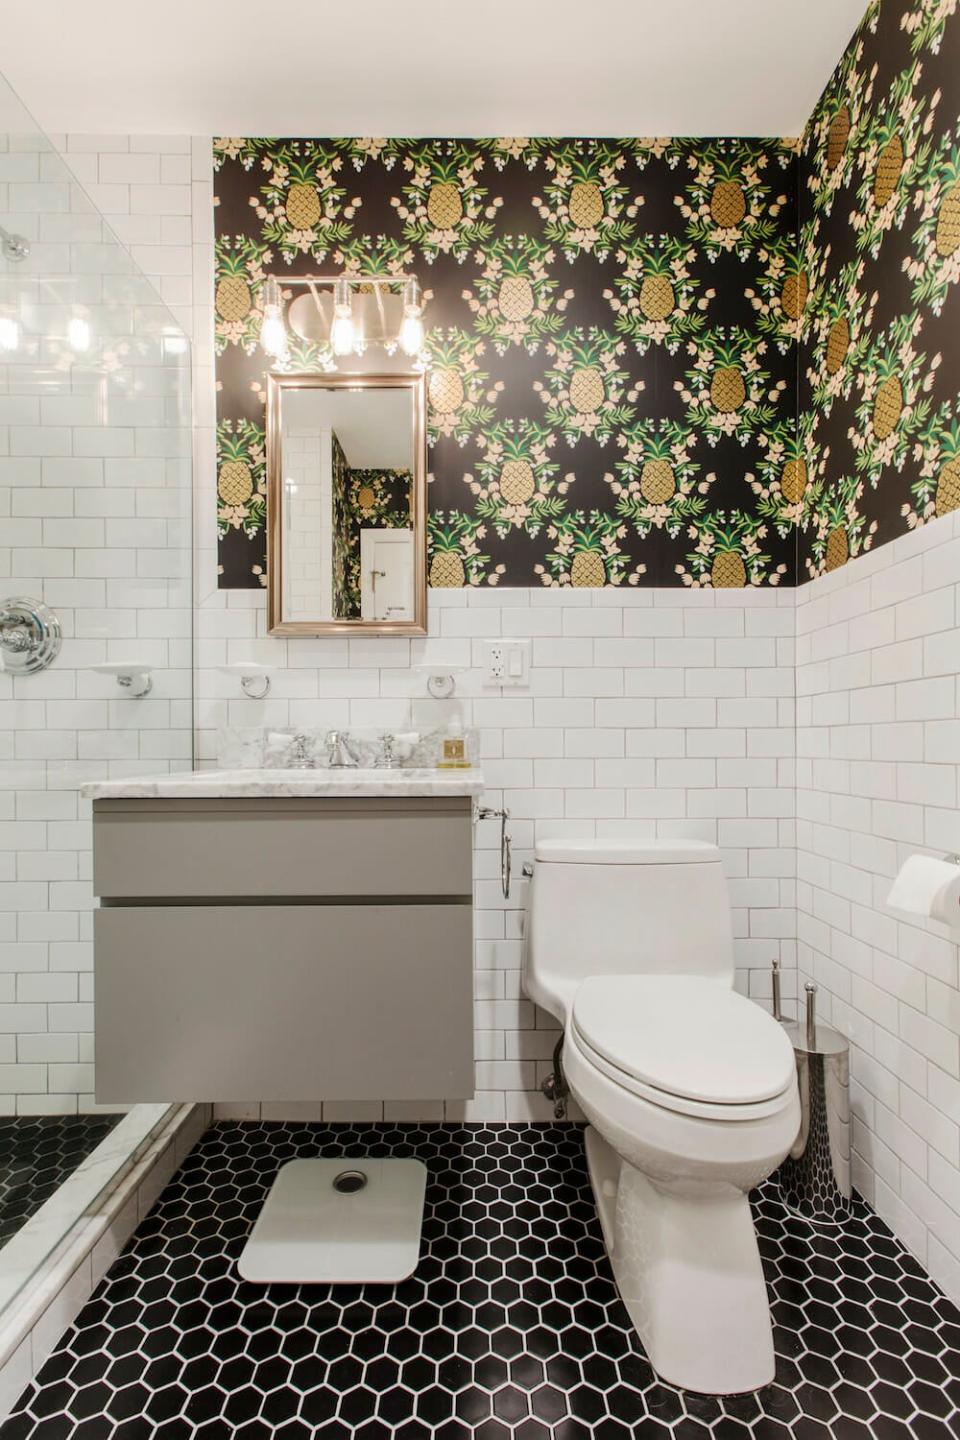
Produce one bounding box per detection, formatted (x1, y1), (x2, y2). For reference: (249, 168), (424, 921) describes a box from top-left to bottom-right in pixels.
(266, 371), (427, 636)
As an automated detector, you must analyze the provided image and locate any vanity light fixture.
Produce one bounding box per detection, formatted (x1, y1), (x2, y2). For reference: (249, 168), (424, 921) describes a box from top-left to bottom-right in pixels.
(256, 273), (428, 369)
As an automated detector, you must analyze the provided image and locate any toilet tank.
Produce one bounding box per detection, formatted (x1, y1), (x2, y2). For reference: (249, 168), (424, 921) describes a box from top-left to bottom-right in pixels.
(523, 837), (735, 1019)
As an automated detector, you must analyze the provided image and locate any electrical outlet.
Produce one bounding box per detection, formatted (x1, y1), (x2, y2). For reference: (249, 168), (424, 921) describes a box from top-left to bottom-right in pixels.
(482, 638), (530, 687)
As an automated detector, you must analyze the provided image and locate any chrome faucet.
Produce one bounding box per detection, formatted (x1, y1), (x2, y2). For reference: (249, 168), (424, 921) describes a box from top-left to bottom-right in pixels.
(289, 733), (312, 768)
(326, 730), (360, 768)
(379, 733), (396, 769)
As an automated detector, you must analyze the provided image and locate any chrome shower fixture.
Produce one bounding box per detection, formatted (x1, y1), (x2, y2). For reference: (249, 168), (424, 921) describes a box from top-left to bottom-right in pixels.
(0, 224), (30, 262)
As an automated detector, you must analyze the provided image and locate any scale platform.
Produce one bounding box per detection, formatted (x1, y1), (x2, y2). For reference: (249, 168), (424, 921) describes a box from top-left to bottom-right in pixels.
(237, 1157), (427, 1284)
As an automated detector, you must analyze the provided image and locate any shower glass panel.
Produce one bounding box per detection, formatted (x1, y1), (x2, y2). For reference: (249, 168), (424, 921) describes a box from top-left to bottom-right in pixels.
(0, 69), (191, 1313)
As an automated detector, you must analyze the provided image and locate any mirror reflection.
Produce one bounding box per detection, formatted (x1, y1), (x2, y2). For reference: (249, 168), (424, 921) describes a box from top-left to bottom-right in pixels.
(268, 374), (426, 635)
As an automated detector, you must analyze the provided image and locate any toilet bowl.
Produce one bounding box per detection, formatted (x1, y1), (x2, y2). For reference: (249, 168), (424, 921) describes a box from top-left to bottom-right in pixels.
(522, 838), (800, 1396)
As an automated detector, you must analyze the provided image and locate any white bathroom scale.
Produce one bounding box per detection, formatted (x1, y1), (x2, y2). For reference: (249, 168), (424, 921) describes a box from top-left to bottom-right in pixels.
(237, 1157), (427, 1284)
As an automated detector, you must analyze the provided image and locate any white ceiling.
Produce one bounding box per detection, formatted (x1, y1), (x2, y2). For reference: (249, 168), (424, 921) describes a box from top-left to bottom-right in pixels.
(2, 0), (867, 139)
(285, 385), (412, 471)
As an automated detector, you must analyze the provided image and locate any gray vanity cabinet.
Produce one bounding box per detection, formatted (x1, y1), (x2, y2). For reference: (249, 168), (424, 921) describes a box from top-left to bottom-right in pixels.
(92, 796), (475, 1103)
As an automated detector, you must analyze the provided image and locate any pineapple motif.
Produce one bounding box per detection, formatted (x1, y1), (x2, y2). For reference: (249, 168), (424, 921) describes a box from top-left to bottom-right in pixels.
(465, 236), (565, 355)
(425, 330), (499, 445)
(285, 165), (322, 230)
(499, 459), (536, 505)
(498, 274), (534, 321)
(430, 546), (465, 588)
(936, 179), (960, 256)
(569, 367), (605, 414)
(542, 510), (629, 587)
(935, 427), (960, 516)
(711, 177), (746, 229)
(711, 364), (746, 414)
(873, 373), (903, 440)
(712, 549), (747, 588)
(684, 327), (777, 442)
(356, 485), (376, 510)
(874, 134), (904, 207)
(535, 143), (635, 261)
(826, 316), (851, 374)
(611, 419), (706, 539)
(827, 106), (852, 171)
(571, 549), (606, 587)
(639, 256), (676, 322)
(397, 144), (491, 262)
(471, 419), (561, 537)
(539, 327), (636, 445)
(215, 259), (251, 322)
(429, 368), (465, 415)
(640, 457), (676, 506)
(216, 420), (265, 542)
(781, 266), (810, 322)
(569, 181), (604, 229)
(218, 456), (253, 506)
(780, 455), (809, 506)
(825, 526), (849, 571)
(606, 235), (702, 356)
(427, 180), (463, 231)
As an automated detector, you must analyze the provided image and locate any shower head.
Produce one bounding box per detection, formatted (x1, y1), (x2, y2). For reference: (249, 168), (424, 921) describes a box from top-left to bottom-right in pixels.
(0, 225), (30, 262)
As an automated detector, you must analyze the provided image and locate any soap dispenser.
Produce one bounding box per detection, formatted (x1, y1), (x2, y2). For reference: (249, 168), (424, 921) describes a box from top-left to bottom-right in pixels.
(438, 713), (470, 769)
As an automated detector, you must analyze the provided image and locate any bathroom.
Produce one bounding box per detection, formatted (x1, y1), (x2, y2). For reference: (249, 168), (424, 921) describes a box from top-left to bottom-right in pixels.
(0, 0), (958, 1431)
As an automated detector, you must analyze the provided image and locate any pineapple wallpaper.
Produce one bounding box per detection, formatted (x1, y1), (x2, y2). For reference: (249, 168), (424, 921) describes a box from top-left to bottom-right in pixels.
(797, 0), (960, 577)
(212, 0), (959, 592)
(214, 136), (799, 589)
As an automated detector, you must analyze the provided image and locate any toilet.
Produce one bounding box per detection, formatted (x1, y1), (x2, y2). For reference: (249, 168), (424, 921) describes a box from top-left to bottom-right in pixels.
(523, 837), (800, 1396)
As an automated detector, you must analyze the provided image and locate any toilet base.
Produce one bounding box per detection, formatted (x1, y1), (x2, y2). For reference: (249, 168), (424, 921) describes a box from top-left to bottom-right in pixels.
(584, 1126), (775, 1395)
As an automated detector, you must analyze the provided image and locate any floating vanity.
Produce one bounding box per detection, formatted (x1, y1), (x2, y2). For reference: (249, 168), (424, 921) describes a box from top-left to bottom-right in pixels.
(83, 768), (483, 1106)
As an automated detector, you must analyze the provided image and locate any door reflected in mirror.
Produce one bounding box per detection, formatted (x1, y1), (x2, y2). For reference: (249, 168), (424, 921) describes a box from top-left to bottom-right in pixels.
(267, 373), (427, 635)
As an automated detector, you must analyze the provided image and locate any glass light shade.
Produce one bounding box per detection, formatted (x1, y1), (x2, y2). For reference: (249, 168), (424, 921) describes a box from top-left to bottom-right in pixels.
(259, 276), (289, 359)
(330, 279), (356, 356)
(398, 307), (424, 357)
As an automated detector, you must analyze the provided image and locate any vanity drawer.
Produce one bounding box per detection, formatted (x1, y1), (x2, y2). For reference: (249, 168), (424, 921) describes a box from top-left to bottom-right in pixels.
(95, 902), (474, 1102)
(93, 797), (472, 899)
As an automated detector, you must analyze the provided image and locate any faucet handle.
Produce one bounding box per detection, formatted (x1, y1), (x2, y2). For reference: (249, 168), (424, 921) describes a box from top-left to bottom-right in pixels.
(380, 732), (396, 768)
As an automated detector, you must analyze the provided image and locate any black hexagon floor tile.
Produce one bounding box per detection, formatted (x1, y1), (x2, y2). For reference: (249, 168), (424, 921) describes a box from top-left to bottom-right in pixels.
(0, 1116), (122, 1251)
(3, 1123), (959, 1438)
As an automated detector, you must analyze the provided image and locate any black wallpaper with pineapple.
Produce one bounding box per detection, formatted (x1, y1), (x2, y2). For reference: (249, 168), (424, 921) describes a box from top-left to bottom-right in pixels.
(212, 1), (959, 592)
(214, 137), (799, 589)
(797, 0), (960, 577)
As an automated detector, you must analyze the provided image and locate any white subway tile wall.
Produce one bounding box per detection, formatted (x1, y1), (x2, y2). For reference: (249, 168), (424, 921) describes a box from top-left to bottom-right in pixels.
(797, 511), (960, 1306)
(0, 133), (195, 1114)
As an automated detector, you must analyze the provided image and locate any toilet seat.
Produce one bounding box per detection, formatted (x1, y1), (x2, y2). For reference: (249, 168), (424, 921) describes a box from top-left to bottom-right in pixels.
(571, 974), (797, 1122)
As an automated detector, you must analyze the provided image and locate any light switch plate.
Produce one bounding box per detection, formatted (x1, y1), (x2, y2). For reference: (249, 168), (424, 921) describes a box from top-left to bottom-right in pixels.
(482, 638), (531, 687)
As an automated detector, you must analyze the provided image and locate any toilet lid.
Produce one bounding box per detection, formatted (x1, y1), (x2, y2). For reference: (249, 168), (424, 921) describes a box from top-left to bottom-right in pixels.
(572, 976), (796, 1105)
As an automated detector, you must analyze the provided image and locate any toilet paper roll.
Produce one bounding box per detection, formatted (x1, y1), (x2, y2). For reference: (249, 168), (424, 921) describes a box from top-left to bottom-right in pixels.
(887, 854), (960, 927)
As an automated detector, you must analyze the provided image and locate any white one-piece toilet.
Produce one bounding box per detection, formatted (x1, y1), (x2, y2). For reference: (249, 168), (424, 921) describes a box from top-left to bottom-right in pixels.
(523, 837), (800, 1396)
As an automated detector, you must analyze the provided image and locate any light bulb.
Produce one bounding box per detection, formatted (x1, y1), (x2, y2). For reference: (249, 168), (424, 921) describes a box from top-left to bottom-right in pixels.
(259, 276), (289, 359)
(398, 276), (424, 356)
(330, 278), (355, 356)
(0, 317), (19, 352)
(399, 308), (424, 357)
(67, 317), (91, 353)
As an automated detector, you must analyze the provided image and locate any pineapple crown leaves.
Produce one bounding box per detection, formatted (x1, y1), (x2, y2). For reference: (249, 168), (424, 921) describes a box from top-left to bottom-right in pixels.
(333, 235), (414, 279)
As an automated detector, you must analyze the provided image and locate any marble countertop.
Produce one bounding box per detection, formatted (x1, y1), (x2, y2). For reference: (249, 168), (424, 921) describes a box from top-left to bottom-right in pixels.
(81, 767), (486, 800)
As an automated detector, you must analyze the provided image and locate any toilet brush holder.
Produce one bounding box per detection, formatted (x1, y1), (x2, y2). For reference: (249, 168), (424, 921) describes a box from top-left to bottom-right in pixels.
(775, 981), (852, 1226)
